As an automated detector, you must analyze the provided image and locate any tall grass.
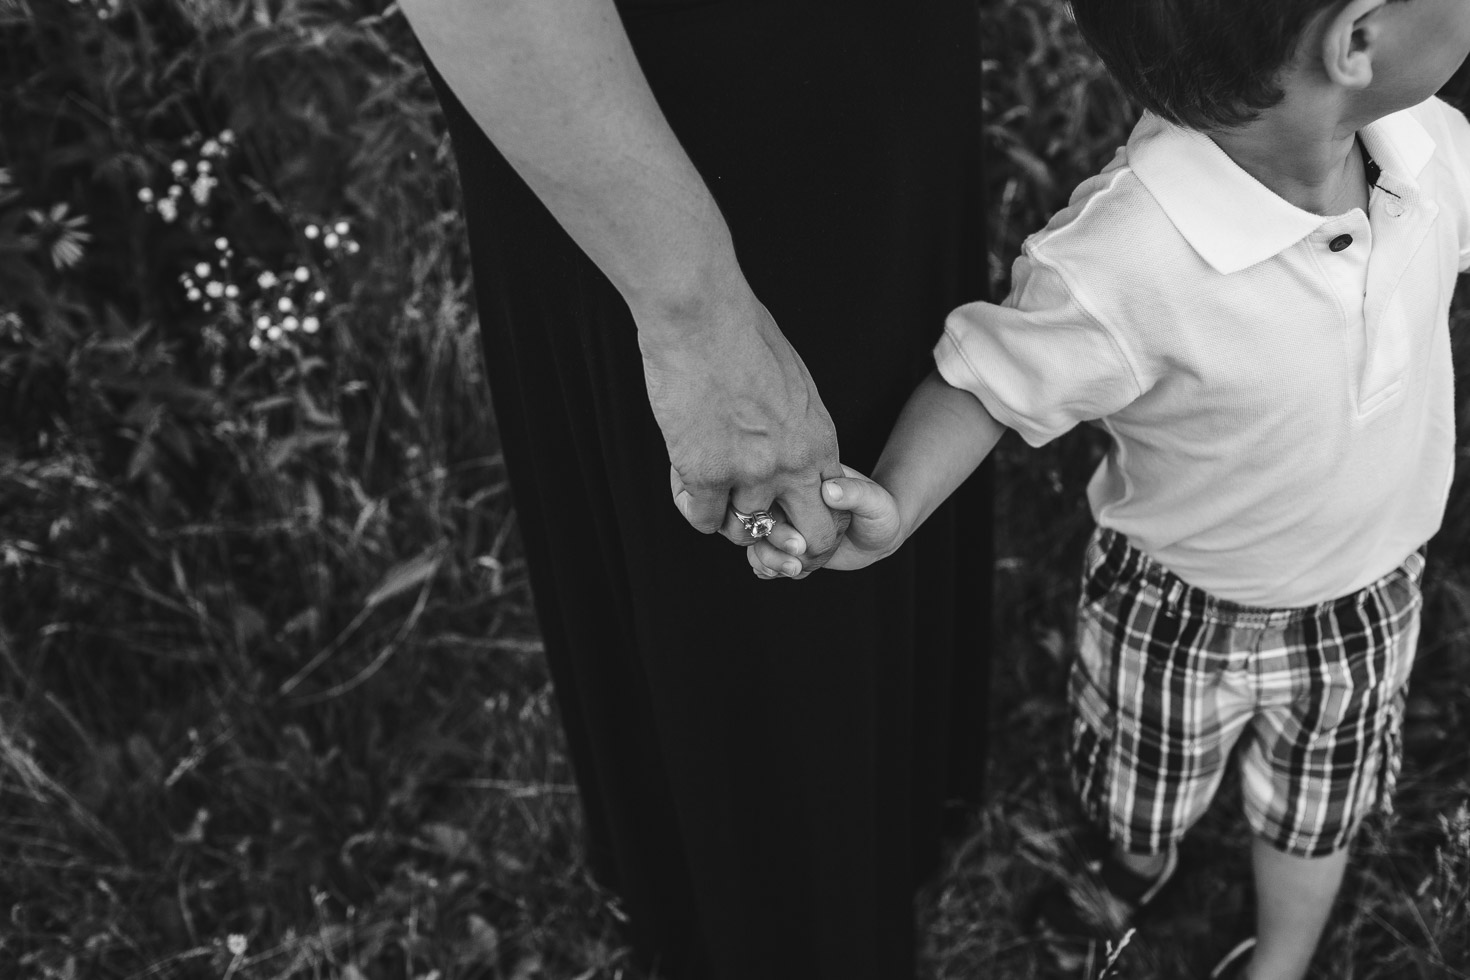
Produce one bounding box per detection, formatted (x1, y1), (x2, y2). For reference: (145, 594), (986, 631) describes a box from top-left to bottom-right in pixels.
(0, 1), (1466, 979)
(2, 1), (627, 977)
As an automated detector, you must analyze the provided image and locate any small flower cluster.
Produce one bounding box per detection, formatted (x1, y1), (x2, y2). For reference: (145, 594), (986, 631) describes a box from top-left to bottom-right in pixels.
(138, 131), (234, 224)
(178, 237), (240, 313)
(248, 262), (328, 353)
(177, 219), (357, 358)
(245, 220), (358, 353)
(302, 220), (361, 256)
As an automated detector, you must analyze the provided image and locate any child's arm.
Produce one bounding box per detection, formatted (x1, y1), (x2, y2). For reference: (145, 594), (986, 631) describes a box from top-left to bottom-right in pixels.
(748, 369), (1006, 578)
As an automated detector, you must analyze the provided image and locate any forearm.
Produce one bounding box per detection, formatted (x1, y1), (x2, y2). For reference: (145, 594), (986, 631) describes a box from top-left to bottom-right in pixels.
(402, 0), (749, 334)
(872, 370), (1005, 544)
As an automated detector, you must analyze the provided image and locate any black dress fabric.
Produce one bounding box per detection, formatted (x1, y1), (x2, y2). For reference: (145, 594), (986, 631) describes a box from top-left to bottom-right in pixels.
(424, 2), (992, 976)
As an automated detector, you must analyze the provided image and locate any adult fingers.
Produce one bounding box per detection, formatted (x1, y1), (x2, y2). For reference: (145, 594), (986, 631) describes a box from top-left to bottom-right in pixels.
(776, 480), (847, 560)
(670, 466), (730, 534)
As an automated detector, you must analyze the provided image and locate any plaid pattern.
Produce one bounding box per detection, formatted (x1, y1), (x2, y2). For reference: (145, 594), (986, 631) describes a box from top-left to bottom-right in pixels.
(1069, 527), (1423, 858)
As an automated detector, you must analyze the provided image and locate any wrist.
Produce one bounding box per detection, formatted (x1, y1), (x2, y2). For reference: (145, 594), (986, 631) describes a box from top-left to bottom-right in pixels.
(626, 255), (762, 351)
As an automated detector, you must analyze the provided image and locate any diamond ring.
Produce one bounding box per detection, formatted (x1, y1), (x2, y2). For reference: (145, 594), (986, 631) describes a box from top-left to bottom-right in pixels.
(731, 507), (776, 539)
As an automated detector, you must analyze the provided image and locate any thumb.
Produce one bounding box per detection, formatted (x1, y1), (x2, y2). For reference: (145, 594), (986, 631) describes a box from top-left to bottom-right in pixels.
(821, 476), (886, 519)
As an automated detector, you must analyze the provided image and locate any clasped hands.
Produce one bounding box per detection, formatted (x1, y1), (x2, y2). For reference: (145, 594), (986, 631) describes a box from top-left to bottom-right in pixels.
(642, 288), (905, 581)
(674, 458), (904, 581)
(742, 465), (903, 580)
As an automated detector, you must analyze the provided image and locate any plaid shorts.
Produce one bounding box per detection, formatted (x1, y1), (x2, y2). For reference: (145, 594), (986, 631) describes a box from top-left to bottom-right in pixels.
(1069, 527), (1423, 858)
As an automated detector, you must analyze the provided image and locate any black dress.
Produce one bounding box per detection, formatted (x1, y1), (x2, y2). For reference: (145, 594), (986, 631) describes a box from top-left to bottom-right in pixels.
(424, 3), (991, 976)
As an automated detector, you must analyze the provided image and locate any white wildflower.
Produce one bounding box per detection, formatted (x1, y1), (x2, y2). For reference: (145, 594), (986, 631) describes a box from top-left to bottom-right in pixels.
(257, 271), (277, 289)
(224, 284), (239, 299)
(171, 160), (187, 177)
(277, 297), (293, 312)
(195, 262), (210, 277)
(137, 187), (154, 203)
(302, 316), (320, 334)
(255, 316), (271, 330)
(282, 316), (299, 331)
(226, 934), (247, 957)
(333, 221), (348, 235)
(205, 282), (224, 298)
(304, 224), (319, 239)
(312, 290), (326, 304)
(186, 288), (202, 301)
(215, 237), (228, 250)
(323, 233), (339, 249)
(293, 266), (309, 282)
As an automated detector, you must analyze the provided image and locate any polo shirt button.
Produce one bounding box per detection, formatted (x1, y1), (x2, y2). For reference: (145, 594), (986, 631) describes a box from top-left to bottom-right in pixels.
(1329, 234), (1353, 252)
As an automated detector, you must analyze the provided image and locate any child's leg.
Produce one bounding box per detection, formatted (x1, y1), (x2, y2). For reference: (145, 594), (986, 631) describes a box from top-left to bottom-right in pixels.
(1055, 528), (1249, 940)
(1235, 550), (1424, 980)
(1247, 840), (1349, 980)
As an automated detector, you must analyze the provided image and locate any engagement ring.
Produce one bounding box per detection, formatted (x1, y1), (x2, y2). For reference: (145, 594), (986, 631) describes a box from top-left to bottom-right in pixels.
(731, 508), (776, 539)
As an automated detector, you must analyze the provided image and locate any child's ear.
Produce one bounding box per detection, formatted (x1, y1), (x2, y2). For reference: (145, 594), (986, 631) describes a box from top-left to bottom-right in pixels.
(1320, 0), (1388, 89)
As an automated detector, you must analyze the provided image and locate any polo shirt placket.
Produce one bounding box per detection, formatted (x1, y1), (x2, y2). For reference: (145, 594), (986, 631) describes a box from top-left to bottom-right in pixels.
(1355, 165), (1437, 417)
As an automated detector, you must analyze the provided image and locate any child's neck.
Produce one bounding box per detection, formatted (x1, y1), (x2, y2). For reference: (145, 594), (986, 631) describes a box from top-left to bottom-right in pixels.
(1206, 104), (1369, 216)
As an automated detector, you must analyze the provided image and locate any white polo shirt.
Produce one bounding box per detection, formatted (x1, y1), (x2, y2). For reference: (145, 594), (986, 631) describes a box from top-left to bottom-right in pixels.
(937, 98), (1469, 607)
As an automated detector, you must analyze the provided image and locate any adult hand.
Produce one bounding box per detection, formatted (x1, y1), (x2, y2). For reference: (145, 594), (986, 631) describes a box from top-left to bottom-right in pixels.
(638, 289), (850, 564)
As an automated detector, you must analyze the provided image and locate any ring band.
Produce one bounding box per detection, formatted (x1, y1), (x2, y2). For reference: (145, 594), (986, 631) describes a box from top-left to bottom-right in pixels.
(731, 507), (777, 539)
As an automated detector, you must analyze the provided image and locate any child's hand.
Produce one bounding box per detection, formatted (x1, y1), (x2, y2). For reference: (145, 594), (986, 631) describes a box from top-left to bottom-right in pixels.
(747, 465), (905, 579)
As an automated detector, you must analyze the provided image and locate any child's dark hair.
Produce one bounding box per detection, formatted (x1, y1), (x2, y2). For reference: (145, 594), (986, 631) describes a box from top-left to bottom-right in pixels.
(1068, 0), (1393, 130)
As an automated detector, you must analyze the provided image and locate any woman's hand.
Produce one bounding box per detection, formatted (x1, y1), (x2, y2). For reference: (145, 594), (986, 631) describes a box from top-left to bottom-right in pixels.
(745, 465), (905, 579)
(640, 287), (849, 562)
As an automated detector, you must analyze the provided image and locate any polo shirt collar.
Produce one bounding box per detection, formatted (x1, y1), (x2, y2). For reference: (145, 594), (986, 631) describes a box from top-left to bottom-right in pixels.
(1128, 108), (1437, 275)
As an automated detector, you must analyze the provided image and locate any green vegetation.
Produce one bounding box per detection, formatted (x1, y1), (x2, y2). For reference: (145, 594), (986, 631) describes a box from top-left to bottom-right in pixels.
(0, 1), (1465, 978)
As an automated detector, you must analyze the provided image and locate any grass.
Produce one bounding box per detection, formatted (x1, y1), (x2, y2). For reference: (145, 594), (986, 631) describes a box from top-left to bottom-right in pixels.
(0, 0), (1467, 978)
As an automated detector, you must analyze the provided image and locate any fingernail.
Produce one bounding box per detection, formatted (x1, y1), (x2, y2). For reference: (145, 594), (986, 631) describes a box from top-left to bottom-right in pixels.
(824, 481), (842, 501)
(788, 535), (807, 555)
(783, 561), (801, 576)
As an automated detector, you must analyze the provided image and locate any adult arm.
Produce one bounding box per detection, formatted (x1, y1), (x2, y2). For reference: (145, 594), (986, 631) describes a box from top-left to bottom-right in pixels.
(400, 0), (847, 556)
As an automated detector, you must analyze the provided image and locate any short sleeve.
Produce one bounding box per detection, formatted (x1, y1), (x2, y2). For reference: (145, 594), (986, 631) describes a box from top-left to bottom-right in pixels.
(934, 252), (1143, 447)
(1423, 98), (1470, 271)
